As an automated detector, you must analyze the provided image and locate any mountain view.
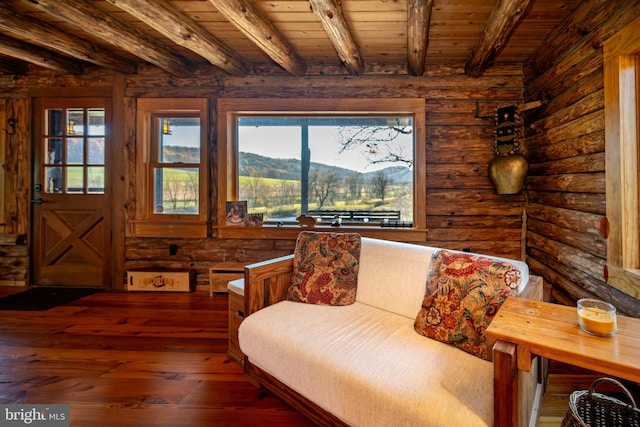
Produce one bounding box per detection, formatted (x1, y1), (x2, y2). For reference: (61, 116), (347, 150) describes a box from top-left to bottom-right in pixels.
(238, 151), (412, 183)
(163, 146), (412, 183)
(163, 145), (413, 222)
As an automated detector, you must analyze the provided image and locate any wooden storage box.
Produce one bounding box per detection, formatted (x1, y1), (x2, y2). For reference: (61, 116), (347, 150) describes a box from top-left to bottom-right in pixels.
(209, 262), (245, 295)
(127, 270), (194, 292)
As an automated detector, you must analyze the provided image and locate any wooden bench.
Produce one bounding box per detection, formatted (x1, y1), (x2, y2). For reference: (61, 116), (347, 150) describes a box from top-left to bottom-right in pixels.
(306, 210), (401, 223)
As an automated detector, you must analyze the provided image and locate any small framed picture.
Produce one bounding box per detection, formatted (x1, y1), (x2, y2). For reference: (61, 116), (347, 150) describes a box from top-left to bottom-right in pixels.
(246, 213), (264, 226)
(226, 201), (248, 226)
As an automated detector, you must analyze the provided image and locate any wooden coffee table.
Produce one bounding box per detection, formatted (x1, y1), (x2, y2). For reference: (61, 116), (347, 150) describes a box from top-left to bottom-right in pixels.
(487, 297), (640, 427)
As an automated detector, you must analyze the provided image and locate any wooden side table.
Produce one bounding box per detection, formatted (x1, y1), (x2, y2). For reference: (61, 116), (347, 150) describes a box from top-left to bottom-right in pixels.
(487, 297), (640, 427)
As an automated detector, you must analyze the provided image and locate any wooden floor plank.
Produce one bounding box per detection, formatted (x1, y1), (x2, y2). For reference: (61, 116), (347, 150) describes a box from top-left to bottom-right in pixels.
(0, 288), (314, 426)
(0, 286), (636, 427)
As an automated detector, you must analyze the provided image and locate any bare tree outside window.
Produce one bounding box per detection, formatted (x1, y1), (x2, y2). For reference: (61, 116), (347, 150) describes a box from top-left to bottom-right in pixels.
(337, 120), (413, 167)
(310, 169), (339, 209)
(370, 171), (391, 201)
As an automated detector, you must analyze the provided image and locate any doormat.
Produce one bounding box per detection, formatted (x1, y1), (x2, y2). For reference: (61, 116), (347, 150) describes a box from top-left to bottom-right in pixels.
(0, 286), (102, 311)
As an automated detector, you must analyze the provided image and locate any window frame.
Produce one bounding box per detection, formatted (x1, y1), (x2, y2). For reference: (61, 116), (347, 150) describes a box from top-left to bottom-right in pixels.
(604, 18), (640, 298)
(132, 98), (208, 238)
(217, 98), (427, 240)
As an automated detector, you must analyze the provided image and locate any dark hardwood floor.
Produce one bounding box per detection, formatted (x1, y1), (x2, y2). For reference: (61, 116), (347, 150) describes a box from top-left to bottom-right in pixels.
(0, 287), (313, 427)
(1, 286), (637, 427)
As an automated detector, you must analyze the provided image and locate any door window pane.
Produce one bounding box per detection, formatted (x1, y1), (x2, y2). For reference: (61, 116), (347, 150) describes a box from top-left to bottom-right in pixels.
(46, 138), (62, 164)
(88, 109), (105, 136)
(67, 138), (84, 164)
(88, 138), (105, 164)
(87, 167), (105, 193)
(45, 167), (62, 193)
(67, 109), (84, 136)
(66, 166), (84, 193)
(46, 110), (63, 135)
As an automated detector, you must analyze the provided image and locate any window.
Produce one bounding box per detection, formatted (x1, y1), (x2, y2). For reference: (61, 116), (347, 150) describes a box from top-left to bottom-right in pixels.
(604, 18), (640, 298)
(150, 115), (201, 215)
(43, 107), (106, 194)
(217, 98), (426, 240)
(133, 99), (208, 238)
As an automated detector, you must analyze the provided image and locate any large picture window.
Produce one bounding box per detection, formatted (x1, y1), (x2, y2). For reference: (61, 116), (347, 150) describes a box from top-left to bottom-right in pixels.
(218, 98), (426, 240)
(238, 116), (414, 225)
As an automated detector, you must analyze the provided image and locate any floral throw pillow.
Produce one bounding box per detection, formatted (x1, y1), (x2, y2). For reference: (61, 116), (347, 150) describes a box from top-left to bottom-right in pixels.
(414, 250), (522, 359)
(287, 231), (361, 305)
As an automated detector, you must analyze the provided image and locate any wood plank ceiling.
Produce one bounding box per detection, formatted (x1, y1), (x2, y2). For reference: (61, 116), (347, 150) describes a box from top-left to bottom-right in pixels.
(0, 0), (580, 78)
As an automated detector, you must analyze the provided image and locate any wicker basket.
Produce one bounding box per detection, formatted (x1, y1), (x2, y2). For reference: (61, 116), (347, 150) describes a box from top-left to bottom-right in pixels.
(561, 377), (640, 427)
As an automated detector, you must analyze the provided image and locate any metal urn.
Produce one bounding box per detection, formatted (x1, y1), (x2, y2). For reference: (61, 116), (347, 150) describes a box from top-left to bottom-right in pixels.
(488, 154), (528, 195)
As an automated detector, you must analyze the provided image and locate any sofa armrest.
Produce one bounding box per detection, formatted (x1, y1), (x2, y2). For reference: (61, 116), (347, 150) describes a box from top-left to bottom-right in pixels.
(491, 274), (545, 427)
(487, 275), (543, 358)
(244, 254), (294, 316)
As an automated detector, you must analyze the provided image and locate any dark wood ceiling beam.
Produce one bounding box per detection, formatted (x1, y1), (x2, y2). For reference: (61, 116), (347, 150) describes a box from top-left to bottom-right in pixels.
(464, 0), (535, 78)
(206, 0), (306, 76)
(0, 2), (135, 74)
(105, 0), (250, 75)
(406, 0), (434, 77)
(0, 55), (28, 75)
(308, 0), (363, 76)
(28, 0), (194, 77)
(0, 34), (83, 74)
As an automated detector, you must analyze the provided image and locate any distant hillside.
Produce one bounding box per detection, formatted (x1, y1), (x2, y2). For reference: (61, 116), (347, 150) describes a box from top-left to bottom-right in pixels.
(161, 147), (411, 183)
(239, 151), (411, 183)
(163, 145), (199, 163)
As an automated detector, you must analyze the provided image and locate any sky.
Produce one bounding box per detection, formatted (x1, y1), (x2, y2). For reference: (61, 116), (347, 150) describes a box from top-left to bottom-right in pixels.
(238, 125), (412, 173)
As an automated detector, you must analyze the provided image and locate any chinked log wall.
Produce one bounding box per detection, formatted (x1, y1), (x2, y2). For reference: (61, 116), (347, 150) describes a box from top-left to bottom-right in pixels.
(123, 66), (526, 288)
(0, 65), (525, 289)
(0, 98), (30, 286)
(522, 0), (640, 316)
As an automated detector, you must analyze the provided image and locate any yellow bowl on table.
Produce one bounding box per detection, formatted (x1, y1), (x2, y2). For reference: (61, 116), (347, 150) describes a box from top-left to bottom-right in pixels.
(577, 298), (617, 337)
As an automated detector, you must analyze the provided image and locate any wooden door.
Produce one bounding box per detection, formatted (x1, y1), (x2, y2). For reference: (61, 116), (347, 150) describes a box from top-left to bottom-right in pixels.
(31, 98), (112, 287)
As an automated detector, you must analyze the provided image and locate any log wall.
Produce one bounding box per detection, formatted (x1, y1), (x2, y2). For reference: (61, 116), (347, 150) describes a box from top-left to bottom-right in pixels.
(0, 65), (526, 289)
(0, 98), (30, 286)
(122, 66), (525, 289)
(522, 0), (640, 316)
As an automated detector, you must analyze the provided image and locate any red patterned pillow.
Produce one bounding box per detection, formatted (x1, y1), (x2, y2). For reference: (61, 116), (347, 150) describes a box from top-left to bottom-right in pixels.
(287, 231), (361, 305)
(414, 250), (522, 359)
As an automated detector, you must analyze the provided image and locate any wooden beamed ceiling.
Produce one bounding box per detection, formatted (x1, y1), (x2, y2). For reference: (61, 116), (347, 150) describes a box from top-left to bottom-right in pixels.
(0, 0), (580, 78)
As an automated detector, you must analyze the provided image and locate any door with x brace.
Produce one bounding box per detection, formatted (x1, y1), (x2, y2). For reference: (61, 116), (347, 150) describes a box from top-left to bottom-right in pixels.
(31, 98), (111, 287)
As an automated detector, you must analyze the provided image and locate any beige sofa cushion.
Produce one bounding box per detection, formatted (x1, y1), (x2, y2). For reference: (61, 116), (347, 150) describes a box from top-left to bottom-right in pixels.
(239, 300), (494, 427)
(356, 238), (438, 319)
(356, 238), (530, 319)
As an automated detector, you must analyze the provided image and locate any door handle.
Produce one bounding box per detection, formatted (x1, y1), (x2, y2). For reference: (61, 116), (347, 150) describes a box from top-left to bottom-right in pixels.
(31, 198), (43, 205)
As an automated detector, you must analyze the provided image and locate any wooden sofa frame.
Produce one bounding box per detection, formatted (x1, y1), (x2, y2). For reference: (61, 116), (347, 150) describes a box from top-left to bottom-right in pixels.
(242, 254), (544, 427)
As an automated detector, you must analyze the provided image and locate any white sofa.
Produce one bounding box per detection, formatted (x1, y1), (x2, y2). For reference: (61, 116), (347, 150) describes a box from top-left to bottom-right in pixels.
(239, 236), (543, 427)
